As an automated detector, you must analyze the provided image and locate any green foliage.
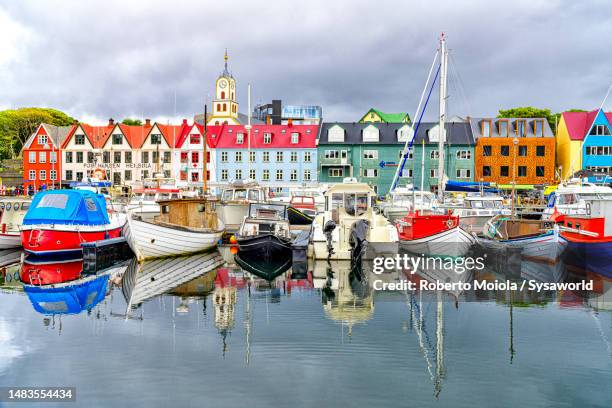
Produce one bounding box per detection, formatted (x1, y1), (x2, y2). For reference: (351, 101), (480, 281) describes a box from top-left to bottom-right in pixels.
(497, 107), (586, 133)
(121, 118), (142, 126)
(0, 107), (75, 160)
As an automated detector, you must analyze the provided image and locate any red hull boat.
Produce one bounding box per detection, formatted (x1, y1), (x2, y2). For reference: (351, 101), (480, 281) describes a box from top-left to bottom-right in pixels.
(21, 226), (124, 256)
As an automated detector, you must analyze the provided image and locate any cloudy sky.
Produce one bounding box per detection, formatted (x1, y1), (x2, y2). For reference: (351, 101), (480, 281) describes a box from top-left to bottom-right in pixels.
(1, 0), (611, 124)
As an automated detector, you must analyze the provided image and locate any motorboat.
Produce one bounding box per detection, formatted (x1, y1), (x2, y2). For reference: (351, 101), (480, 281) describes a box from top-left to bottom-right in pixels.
(477, 215), (566, 263)
(543, 179), (612, 220)
(270, 184), (327, 213)
(125, 198), (224, 261)
(0, 197), (31, 248)
(126, 187), (182, 221)
(311, 178), (399, 260)
(289, 195), (317, 218)
(558, 198), (612, 277)
(216, 180), (267, 234)
(382, 187), (437, 222)
(235, 203), (293, 280)
(20, 190), (126, 256)
(396, 210), (475, 258)
(450, 195), (511, 234)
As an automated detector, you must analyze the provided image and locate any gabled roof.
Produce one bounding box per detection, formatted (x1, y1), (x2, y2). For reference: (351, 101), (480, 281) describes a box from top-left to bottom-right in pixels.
(155, 123), (183, 147)
(359, 108), (410, 123)
(318, 122), (474, 145)
(562, 109), (612, 141)
(71, 123), (115, 148)
(116, 123), (153, 148)
(23, 123), (75, 151)
(468, 117), (554, 139)
(211, 124), (319, 149)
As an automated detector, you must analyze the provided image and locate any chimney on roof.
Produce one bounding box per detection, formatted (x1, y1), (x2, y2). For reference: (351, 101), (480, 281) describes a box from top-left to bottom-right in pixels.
(72, 119), (78, 125)
(145, 118), (151, 126)
(182, 119), (188, 125)
(108, 118), (114, 126)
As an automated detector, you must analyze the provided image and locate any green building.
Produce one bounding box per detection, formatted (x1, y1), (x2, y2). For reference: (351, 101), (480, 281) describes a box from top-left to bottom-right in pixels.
(317, 122), (475, 195)
(358, 108), (410, 124)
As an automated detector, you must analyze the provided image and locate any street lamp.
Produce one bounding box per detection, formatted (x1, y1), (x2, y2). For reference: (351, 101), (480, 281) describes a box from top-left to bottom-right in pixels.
(511, 137), (519, 218)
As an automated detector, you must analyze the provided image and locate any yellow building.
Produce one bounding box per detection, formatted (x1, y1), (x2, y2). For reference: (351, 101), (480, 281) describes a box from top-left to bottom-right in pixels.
(358, 108), (410, 124)
(555, 113), (582, 180)
(207, 51), (240, 126)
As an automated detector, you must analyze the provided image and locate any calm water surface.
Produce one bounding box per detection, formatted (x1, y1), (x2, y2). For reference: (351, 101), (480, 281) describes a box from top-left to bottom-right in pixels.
(0, 247), (610, 408)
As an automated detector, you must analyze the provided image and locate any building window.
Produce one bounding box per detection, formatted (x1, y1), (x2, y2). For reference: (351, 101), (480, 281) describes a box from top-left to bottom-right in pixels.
(125, 151), (132, 164)
(235, 151), (242, 162)
(190, 134), (201, 144)
(39, 170), (46, 181)
(516, 120), (526, 137)
(180, 152), (188, 163)
(192, 152), (199, 163)
(75, 134), (85, 145)
(191, 172), (199, 182)
(363, 150), (378, 159)
(456, 150), (471, 160)
(500, 166), (509, 177)
(28, 151), (36, 163)
(163, 151), (170, 164)
(38, 134), (48, 145)
(290, 169), (298, 181)
(430, 169), (439, 178)
(236, 169), (242, 180)
(114, 151), (121, 163)
(536, 166), (545, 177)
(483, 146), (492, 156)
(221, 151), (228, 162)
(125, 170), (132, 181)
(263, 152), (270, 162)
(264, 133), (272, 144)
(249, 169), (256, 180)
(456, 169), (471, 178)
(401, 168), (413, 178)
(152, 151), (159, 163)
(518, 146), (527, 156)
(325, 150), (339, 159)
(65, 152), (73, 163)
(50, 170), (57, 181)
(86, 152), (93, 163)
(500, 145), (509, 156)
(482, 166), (491, 177)
(50, 151), (57, 163)
(518, 166), (527, 177)
(328, 168), (344, 178)
(142, 151), (149, 163)
(263, 169), (270, 181)
(276, 169), (283, 181)
(498, 120), (509, 137)
(304, 170), (311, 181)
(249, 151), (256, 162)
(39, 152), (46, 163)
(29, 170), (36, 180)
(363, 168), (378, 178)
(290, 152), (298, 163)
(142, 170), (149, 179)
(481, 120), (492, 137)
(151, 133), (161, 144)
(291, 132), (299, 144)
(65, 170), (73, 181)
(430, 150), (439, 160)
(276, 151), (283, 162)
(399, 150), (413, 160)
(534, 120), (544, 137)
(221, 169), (228, 181)
(236, 133), (244, 144)
(304, 152), (312, 163)
(536, 146), (546, 156)
(113, 134), (123, 144)
(589, 125), (611, 136)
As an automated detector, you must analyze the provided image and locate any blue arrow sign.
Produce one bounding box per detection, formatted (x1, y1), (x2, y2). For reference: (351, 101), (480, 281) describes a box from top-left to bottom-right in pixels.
(379, 160), (386, 168)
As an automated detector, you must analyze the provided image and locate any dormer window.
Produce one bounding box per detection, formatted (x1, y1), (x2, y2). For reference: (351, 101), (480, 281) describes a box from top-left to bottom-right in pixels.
(263, 133), (272, 144)
(589, 124), (611, 136)
(236, 133), (244, 144)
(515, 119), (527, 137)
(534, 119), (544, 137)
(396, 125), (413, 142)
(481, 120), (492, 137)
(75, 134), (85, 145)
(150, 134), (162, 145)
(498, 120), (509, 137)
(328, 125), (345, 142)
(38, 134), (48, 145)
(113, 134), (124, 145)
(362, 125), (379, 142)
(291, 132), (299, 144)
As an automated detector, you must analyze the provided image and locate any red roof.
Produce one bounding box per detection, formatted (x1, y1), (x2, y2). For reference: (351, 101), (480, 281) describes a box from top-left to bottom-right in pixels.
(156, 124), (183, 147)
(211, 124), (319, 149)
(117, 123), (152, 148)
(562, 109), (612, 141)
(62, 123), (115, 148)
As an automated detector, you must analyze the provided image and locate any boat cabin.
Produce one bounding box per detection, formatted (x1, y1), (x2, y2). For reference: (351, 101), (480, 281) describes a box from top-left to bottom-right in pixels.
(559, 199), (612, 239)
(156, 198), (219, 230)
(0, 198), (31, 232)
(325, 182), (376, 219)
(484, 216), (555, 240)
(220, 181), (266, 203)
(131, 188), (181, 203)
(239, 203), (291, 238)
(464, 196), (505, 209)
(290, 196), (316, 210)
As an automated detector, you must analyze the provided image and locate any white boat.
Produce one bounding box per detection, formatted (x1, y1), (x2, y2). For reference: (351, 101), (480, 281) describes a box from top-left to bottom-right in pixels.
(543, 179), (612, 219)
(450, 195), (511, 233)
(312, 178), (399, 260)
(216, 180), (267, 234)
(477, 215), (566, 263)
(382, 188), (437, 222)
(398, 223), (475, 258)
(125, 198), (224, 261)
(0, 197), (30, 249)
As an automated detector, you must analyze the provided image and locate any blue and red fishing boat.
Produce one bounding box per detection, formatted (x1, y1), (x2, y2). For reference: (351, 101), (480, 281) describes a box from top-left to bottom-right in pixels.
(559, 199), (612, 277)
(20, 189), (126, 256)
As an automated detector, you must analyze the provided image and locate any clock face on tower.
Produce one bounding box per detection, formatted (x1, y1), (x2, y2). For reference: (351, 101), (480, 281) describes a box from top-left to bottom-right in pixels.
(219, 80), (227, 89)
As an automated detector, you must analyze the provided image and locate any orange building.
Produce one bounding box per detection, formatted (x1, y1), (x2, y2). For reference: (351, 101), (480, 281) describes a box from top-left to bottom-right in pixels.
(469, 117), (556, 185)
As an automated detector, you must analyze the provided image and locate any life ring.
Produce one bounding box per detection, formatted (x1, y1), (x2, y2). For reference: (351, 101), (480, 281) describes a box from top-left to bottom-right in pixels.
(446, 219), (454, 228)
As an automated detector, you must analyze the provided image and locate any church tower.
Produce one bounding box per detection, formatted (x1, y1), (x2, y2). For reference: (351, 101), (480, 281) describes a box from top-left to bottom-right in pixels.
(208, 50), (240, 125)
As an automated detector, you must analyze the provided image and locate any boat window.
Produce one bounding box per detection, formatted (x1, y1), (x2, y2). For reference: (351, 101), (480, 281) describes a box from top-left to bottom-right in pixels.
(171, 194), (179, 199)
(0, 203), (4, 210)
(577, 193), (600, 200)
(5, 203), (11, 211)
(243, 222), (258, 236)
(470, 200), (484, 209)
(356, 194), (369, 216)
(38, 194), (69, 209)
(567, 222), (572, 228)
(222, 190), (233, 201)
(259, 223), (274, 233)
(235, 189), (247, 200)
(39, 301), (68, 312)
(558, 194), (577, 205)
(161, 205), (170, 214)
(21, 202), (30, 210)
(144, 193), (157, 201)
(198, 204), (206, 212)
(575, 223), (581, 229)
(482, 200), (496, 209)
(248, 189), (260, 201)
(331, 193), (343, 211)
(85, 198), (97, 211)
(160, 193), (170, 200)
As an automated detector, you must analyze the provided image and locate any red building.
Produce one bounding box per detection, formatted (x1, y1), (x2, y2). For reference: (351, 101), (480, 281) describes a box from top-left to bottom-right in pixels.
(22, 123), (75, 191)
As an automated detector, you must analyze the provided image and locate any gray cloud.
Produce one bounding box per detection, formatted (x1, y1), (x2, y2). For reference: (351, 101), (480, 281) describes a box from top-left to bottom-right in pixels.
(1, 0), (611, 123)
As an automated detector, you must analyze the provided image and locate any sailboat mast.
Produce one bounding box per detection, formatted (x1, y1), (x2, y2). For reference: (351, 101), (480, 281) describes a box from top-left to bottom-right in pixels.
(203, 104), (208, 194)
(437, 33), (448, 201)
(247, 84), (252, 179)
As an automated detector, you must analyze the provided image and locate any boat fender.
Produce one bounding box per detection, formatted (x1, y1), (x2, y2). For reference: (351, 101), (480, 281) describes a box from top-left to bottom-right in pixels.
(586, 202), (591, 216)
(1, 223), (5, 233)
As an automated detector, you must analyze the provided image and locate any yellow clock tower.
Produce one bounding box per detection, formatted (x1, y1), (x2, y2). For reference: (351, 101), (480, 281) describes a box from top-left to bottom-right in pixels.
(208, 50), (240, 125)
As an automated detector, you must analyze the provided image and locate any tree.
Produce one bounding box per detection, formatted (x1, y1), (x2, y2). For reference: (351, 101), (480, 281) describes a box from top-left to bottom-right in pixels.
(498, 107), (587, 133)
(121, 118), (142, 126)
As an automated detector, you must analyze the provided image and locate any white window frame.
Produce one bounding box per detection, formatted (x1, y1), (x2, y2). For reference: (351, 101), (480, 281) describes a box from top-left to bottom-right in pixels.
(50, 170), (57, 180)
(290, 169), (298, 181)
(249, 169), (256, 180)
(456, 150), (471, 160)
(304, 151), (312, 163)
(235, 169), (242, 180)
(291, 132), (299, 144)
(456, 169), (471, 179)
(38, 134), (48, 145)
(263, 152), (270, 162)
(430, 169), (439, 178)
(221, 151), (228, 163)
(29, 151), (36, 163)
(290, 151), (298, 163)
(263, 133), (272, 144)
(39, 151), (46, 163)
(262, 169), (270, 181)
(329, 168), (344, 178)
(235, 151), (242, 162)
(29, 170), (36, 180)
(39, 170), (46, 180)
(275, 169), (283, 181)
(304, 170), (311, 181)
(276, 151), (283, 162)
(236, 133), (244, 144)
(430, 150), (439, 160)
(221, 169), (228, 181)
(363, 150), (379, 160)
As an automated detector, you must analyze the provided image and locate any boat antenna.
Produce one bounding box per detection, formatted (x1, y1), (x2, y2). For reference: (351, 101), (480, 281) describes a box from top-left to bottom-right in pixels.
(437, 33), (448, 202)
